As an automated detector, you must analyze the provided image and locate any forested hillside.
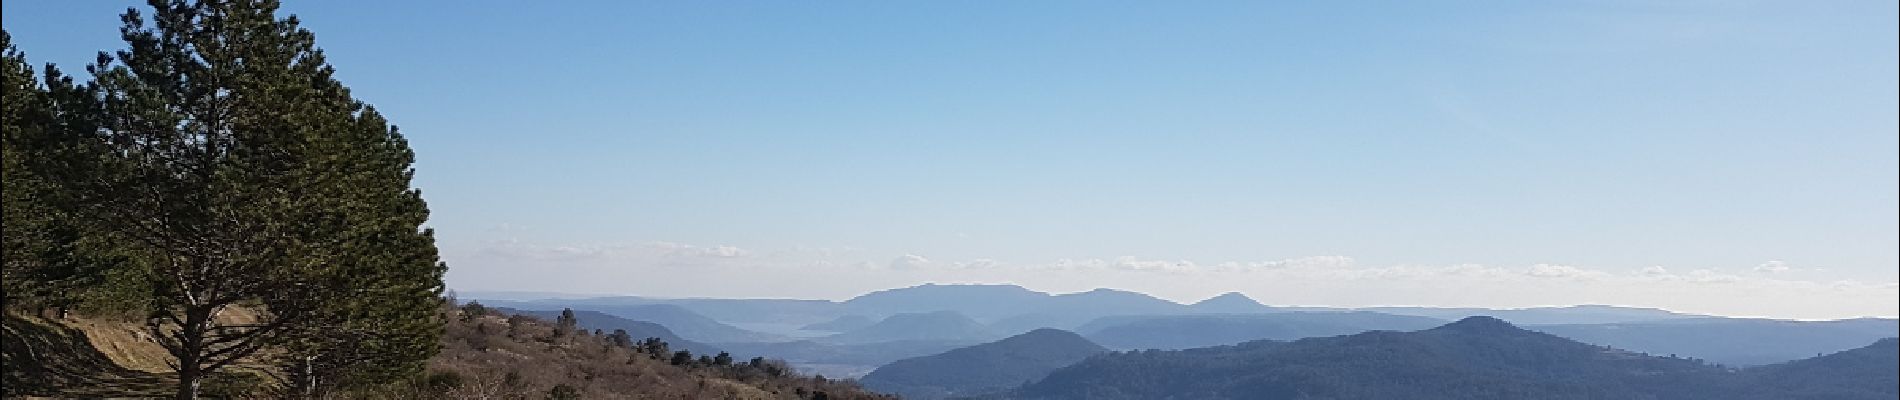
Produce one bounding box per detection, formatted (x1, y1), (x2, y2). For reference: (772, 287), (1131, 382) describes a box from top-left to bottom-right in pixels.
(1743, 338), (1899, 398)
(1078, 311), (1444, 350)
(1529, 317), (1899, 365)
(1012, 316), (1900, 400)
(859, 329), (1106, 400)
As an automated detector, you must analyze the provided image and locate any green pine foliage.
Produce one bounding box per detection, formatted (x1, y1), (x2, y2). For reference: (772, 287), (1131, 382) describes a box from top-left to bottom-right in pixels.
(2, 1), (443, 398)
(2, 31), (141, 319)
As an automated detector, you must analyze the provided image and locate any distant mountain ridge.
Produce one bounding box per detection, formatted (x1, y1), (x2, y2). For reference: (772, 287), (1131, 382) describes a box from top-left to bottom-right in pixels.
(470, 284), (1897, 377)
(1188, 292), (1274, 314)
(471, 284), (1748, 331)
(802, 315), (877, 332)
(822, 311), (1000, 344)
(495, 303), (784, 343)
(841, 285), (1185, 324)
(844, 284), (1052, 320)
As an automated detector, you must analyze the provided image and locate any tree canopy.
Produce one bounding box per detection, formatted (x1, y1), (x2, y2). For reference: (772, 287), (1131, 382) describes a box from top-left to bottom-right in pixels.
(3, 1), (444, 398)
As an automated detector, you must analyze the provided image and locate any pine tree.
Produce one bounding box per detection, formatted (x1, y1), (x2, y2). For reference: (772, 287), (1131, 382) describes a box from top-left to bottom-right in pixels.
(556, 308), (578, 337)
(608, 329), (633, 348)
(461, 300), (488, 320)
(638, 337), (671, 357)
(275, 101), (446, 395)
(1, 31), (124, 317)
(1, 29), (62, 309)
(547, 384), (581, 400)
(42, 1), (444, 398)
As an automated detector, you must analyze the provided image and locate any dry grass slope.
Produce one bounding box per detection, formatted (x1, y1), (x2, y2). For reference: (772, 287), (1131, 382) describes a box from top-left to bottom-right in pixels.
(373, 307), (894, 399)
(2, 306), (897, 399)
(2, 312), (171, 397)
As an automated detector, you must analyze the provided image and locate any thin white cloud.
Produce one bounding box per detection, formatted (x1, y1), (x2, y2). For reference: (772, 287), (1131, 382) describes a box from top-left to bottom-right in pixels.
(1684, 269), (1743, 284)
(890, 254), (932, 270)
(954, 259), (1000, 269)
(646, 241), (753, 258)
(479, 239), (753, 262)
(1754, 260), (1792, 273)
(1110, 257), (1198, 273)
(1211, 256), (1356, 272)
(1526, 264), (1608, 280)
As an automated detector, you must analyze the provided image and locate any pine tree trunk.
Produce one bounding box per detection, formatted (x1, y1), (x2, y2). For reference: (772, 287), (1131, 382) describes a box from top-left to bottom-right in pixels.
(174, 306), (211, 400)
(302, 356), (318, 397)
(175, 362), (201, 400)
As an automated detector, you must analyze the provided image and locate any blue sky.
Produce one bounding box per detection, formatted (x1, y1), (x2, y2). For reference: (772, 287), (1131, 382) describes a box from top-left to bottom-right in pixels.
(6, 1), (1895, 318)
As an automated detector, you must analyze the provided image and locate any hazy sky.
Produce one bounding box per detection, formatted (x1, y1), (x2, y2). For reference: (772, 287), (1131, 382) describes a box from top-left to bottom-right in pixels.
(6, 1), (1895, 319)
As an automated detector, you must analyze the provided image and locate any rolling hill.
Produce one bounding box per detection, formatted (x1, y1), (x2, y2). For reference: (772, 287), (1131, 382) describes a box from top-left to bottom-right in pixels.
(1078, 311), (1445, 350)
(1530, 317), (1899, 366)
(1012, 316), (1898, 400)
(1742, 337), (1899, 398)
(801, 315), (878, 332)
(859, 329), (1107, 400)
(576, 304), (785, 343)
(1360, 305), (1704, 325)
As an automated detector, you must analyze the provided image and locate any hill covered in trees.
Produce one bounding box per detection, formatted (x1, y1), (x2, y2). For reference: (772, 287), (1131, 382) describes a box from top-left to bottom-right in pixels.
(1361, 305), (1705, 325)
(1743, 337), (1898, 399)
(1077, 311), (1445, 350)
(1011, 316), (1900, 400)
(859, 329), (1106, 400)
